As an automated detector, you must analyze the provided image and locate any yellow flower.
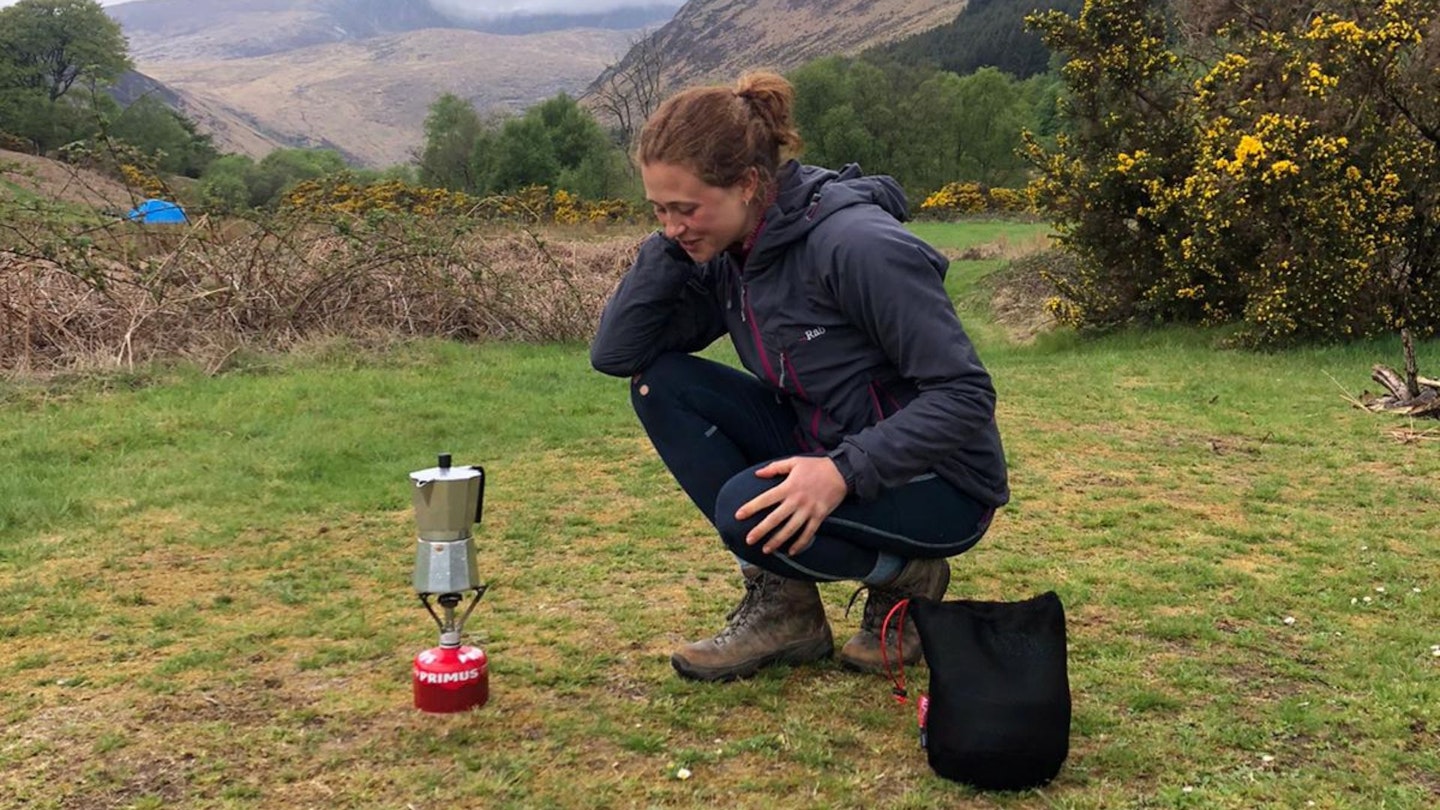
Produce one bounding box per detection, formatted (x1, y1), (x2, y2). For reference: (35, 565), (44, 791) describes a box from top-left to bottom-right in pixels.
(1266, 160), (1300, 179)
(1235, 135), (1266, 165)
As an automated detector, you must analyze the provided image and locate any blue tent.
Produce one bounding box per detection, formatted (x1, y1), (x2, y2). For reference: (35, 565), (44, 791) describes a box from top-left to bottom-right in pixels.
(127, 198), (188, 225)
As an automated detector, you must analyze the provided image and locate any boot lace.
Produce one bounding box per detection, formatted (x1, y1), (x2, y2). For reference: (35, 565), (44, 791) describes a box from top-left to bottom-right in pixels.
(845, 584), (903, 636)
(715, 574), (769, 645)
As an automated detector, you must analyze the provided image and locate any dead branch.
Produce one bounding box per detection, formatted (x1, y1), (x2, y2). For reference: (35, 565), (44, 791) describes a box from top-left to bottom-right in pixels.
(1, 214), (637, 375)
(1360, 363), (1440, 419)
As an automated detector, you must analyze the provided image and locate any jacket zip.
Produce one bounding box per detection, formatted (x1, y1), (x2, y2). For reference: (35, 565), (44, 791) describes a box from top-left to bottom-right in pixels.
(739, 257), (821, 448)
(782, 352), (808, 400)
(867, 382), (885, 420)
(742, 285), (779, 386)
(785, 351), (825, 449)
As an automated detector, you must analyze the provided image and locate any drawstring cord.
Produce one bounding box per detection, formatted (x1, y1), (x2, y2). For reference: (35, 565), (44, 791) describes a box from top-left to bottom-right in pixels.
(881, 597), (930, 748)
(881, 598), (910, 703)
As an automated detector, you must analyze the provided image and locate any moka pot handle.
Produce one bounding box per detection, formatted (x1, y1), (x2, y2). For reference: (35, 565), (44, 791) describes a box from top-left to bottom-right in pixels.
(471, 465), (486, 525)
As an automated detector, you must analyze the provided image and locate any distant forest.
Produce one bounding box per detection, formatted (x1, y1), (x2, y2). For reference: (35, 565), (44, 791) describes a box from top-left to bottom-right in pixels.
(871, 0), (1084, 79)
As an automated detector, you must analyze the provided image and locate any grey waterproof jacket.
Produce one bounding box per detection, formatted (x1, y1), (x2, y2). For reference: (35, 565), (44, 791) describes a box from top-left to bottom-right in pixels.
(590, 162), (1009, 508)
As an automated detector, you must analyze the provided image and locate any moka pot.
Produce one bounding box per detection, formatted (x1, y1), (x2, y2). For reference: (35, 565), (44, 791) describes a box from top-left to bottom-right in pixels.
(411, 453), (484, 594)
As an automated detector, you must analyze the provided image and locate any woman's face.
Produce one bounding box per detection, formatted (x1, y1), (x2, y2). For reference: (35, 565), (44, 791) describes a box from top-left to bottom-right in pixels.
(641, 162), (758, 263)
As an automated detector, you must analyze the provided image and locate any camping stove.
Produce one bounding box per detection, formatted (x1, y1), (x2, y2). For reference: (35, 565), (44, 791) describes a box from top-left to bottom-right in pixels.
(409, 453), (489, 713)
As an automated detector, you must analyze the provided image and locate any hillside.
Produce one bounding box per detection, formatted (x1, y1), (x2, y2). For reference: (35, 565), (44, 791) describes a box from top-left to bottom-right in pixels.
(109, 70), (298, 161)
(590, 0), (968, 96)
(102, 0), (672, 167)
(871, 0), (1083, 79)
(1, 149), (139, 212)
(134, 28), (635, 168)
(108, 0), (678, 62)
(97, 0), (979, 169)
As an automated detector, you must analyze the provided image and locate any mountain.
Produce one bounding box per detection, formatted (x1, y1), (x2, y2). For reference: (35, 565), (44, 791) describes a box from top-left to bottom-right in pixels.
(110, 69), (353, 162)
(103, 0), (672, 167)
(107, 0), (677, 62)
(102, 1), (968, 169)
(134, 28), (635, 167)
(590, 0), (968, 97)
(443, 5), (683, 37)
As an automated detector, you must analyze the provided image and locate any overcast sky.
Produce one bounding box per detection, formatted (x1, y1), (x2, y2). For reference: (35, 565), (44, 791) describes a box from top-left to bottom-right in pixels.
(0, 1), (684, 11)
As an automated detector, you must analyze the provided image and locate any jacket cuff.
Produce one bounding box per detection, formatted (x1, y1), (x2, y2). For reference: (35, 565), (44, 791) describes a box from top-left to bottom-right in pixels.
(827, 447), (860, 497)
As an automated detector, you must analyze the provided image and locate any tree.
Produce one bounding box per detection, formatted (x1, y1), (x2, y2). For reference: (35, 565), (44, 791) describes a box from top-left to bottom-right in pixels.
(468, 125), (502, 197)
(894, 71), (966, 191)
(811, 104), (880, 174)
(198, 154), (254, 214)
(953, 67), (1035, 186)
(533, 94), (610, 171)
(589, 32), (666, 149)
(107, 94), (218, 177)
(418, 93), (483, 192)
(790, 57), (895, 172)
(556, 146), (634, 201)
(248, 148), (346, 208)
(0, 0), (131, 103)
(462, 93), (629, 198)
(490, 116), (561, 192)
(790, 56), (854, 166)
(791, 54), (1047, 195)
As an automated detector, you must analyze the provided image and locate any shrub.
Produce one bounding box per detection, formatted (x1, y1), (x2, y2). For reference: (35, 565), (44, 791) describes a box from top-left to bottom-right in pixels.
(1025, 0), (1440, 346)
(919, 182), (1033, 217)
(281, 175), (644, 226)
(0, 196), (644, 372)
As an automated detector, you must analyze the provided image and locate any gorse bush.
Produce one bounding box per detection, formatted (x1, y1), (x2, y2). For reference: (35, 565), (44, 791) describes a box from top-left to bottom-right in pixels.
(283, 176), (478, 218)
(919, 182), (1034, 217)
(281, 174), (645, 226)
(1027, 0), (1440, 347)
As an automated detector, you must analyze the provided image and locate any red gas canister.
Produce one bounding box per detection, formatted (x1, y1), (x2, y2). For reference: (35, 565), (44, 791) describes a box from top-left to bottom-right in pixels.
(413, 643), (488, 713)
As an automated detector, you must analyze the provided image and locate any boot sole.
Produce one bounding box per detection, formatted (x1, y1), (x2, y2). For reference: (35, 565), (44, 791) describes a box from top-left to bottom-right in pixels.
(671, 634), (834, 682)
(837, 649), (923, 675)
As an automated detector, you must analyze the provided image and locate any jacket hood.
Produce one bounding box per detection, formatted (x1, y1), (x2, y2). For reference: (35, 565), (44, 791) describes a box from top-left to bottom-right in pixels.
(747, 162), (911, 268)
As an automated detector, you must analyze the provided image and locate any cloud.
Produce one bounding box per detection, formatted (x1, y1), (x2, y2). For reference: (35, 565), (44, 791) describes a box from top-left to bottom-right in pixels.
(428, 1), (683, 21)
(0, 0), (678, 11)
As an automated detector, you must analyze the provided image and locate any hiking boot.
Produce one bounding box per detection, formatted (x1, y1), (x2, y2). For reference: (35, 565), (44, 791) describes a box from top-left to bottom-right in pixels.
(671, 567), (833, 682)
(838, 557), (951, 674)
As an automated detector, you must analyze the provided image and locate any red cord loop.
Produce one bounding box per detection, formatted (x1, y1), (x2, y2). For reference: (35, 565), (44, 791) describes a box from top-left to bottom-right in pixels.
(880, 598), (911, 704)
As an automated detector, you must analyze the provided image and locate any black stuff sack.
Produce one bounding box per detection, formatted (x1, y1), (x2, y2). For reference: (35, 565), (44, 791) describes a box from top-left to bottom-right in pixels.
(887, 592), (1071, 791)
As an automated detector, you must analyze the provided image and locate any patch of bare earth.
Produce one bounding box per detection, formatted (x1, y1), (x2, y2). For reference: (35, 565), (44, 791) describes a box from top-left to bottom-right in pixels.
(986, 248), (1066, 344)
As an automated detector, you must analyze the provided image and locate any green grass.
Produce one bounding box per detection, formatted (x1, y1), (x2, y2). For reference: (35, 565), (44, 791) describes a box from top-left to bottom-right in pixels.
(908, 218), (1052, 254)
(1, 221), (1437, 808)
(1, 176), (40, 202)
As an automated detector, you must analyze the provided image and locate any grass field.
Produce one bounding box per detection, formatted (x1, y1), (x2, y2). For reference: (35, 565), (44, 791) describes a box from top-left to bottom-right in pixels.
(1, 220), (1437, 809)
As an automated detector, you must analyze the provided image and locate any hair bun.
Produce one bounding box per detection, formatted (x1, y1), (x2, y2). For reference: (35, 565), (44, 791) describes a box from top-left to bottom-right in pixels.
(638, 70), (803, 188)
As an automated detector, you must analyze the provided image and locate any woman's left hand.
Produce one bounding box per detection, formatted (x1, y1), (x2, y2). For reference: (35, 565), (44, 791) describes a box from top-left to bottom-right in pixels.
(737, 456), (849, 556)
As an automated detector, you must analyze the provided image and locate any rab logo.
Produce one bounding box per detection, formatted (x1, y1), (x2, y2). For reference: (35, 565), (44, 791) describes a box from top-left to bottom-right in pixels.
(804, 327), (827, 341)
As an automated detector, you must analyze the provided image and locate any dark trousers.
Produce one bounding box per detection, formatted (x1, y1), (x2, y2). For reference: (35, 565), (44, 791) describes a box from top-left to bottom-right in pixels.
(630, 353), (993, 583)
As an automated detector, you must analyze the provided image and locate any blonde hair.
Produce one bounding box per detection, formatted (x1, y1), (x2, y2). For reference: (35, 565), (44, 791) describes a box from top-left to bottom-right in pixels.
(637, 71), (804, 189)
